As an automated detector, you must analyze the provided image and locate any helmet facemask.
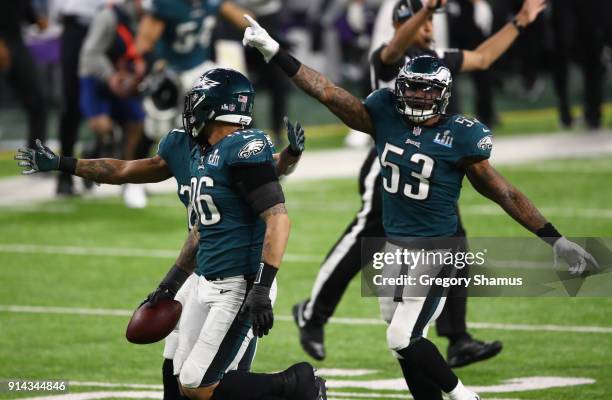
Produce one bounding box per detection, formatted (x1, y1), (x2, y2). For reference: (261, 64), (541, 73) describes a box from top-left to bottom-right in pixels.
(182, 92), (215, 139)
(395, 77), (450, 122)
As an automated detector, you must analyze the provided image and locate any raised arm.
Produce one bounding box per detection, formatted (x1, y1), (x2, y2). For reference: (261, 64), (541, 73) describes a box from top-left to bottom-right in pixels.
(274, 117), (305, 177)
(242, 15), (374, 134)
(380, 0), (445, 64)
(15, 140), (172, 184)
(466, 159), (598, 273)
(461, 0), (545, 71)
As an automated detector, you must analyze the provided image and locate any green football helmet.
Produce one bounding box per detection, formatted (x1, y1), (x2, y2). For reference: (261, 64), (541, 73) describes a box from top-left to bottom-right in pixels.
(395, 55), (452, 123)
(182, 68), (255, 139)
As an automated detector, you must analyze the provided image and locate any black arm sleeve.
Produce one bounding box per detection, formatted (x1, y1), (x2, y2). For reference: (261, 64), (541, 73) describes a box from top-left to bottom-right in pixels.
(439, 48), (464, 76)
(229, 162), (286, 215)
(370, 45), (405, 84)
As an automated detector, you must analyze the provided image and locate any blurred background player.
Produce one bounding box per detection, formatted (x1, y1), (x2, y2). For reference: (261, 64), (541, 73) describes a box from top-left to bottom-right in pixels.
(54, 0), (107, 195)
(0, 0), (49, 149)
(78, 0), (148, 208)
(132, 0), (252, 209)
(135, 0), (253, 139)
(291, 0), (545, 367)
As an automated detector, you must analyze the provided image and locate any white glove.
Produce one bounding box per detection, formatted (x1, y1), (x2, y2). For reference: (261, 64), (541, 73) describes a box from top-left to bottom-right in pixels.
(473, 0), (493, 36)
(242, 14), (280, 63)
(553, 237), (599, 275)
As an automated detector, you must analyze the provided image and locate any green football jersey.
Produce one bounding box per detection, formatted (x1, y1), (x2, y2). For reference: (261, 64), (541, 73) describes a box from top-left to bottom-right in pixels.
(364, 88), (493, 237)
(157, 129), (198, 229)
(189, 129), (276, 279)
(143, 0), (221, 71)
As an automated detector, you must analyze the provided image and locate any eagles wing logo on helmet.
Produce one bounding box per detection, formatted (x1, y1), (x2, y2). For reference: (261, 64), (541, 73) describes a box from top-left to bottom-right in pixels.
(238, 139), (266, 159)
(194, 76), (220, 90)
(477, 135), (493, 151)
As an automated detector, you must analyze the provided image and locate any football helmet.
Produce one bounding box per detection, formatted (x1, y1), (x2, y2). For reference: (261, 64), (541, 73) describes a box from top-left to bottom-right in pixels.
(182, 68), (255, 139)
(142, 62), (182, 139)
(395, 55), (452, 122)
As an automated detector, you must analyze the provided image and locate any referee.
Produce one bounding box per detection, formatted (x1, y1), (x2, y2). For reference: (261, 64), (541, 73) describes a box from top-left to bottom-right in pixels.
(294, 0), (543, 367)
(54, 0), (106, 195)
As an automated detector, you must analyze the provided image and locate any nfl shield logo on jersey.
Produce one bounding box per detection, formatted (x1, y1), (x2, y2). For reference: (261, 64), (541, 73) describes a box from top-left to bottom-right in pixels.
(413, 126), (422, 136)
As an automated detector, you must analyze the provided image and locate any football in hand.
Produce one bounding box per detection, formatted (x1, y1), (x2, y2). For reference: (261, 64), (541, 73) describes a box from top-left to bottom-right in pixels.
(126, 298), (182, 344)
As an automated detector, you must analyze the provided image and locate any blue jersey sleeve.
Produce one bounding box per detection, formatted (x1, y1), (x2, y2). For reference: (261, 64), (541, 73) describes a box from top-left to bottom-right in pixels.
(157, 129), (189, 175)
(363, 88), (395, 140)
(225, 129), (276, 166)
(451, 116), (493, 161)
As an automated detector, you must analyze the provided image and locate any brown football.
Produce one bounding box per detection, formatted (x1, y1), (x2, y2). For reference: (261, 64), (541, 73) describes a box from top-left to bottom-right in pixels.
(126, 298), (182, 344)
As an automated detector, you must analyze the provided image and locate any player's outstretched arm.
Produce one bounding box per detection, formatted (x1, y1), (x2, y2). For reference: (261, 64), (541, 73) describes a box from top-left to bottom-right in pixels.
(242, 15), (374, 134)
(466, 159), (598, 274)
(461, 0), (545, 71)
(380, 0), (446, 65)
(274, 117), (305, 177)
(142, 225), (199, 307)
(15, 140), (172, 184)
(76, 156), (172, 184)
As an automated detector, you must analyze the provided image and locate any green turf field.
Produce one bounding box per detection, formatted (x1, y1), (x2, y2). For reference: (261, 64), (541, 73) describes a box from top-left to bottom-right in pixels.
(0, 157), (611, 400)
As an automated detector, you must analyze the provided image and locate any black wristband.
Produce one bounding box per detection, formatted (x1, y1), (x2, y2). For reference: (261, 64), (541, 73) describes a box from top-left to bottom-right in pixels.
(159, 264), (190, 296)
(536, 223), (562, 246)
(58, 156), (77, 174)
(271, 48), (301, 77)
(286, 145), (302, 157)
(255, 262), (277, 288)
(511, 18), (525, 33)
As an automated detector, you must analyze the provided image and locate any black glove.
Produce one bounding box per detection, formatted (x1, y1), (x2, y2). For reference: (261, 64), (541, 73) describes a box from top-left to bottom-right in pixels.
(141, 284), (175, 307)
(240, 285), (274, 338)
(141, 265), (190, 307)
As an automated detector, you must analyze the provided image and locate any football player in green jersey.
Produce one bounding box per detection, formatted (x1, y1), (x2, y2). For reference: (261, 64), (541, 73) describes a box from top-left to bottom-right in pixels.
(136, 0), (253, 139)
(15, 68), (326, 400)
(243, 18), (598, 400)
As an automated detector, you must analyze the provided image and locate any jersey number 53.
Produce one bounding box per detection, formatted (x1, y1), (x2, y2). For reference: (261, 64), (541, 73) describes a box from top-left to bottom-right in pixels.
(380, 143), (435, 201)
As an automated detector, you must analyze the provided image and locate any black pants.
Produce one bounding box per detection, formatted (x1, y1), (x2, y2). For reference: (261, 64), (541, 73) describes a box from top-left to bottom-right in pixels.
(4, 36), (47, 147)
(304, 147), (468, 339)
(244, 13), (289, 143)
(447, 0), (495, 126)
(551, 0), (605, 128)
(58, 16), (89, 157)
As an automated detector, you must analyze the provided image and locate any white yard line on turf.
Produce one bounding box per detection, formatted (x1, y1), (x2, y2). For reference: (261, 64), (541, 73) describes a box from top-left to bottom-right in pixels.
(1, 305), (611, 334)
(0, 243), (321, 263)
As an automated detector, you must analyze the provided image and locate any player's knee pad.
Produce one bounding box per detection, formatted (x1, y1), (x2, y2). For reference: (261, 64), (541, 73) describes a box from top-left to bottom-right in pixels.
(386, 324), (412, 353)
(179, 359), (206, 389)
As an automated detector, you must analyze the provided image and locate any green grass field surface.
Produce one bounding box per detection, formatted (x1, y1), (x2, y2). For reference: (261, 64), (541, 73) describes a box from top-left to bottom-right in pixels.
(0, 157), (611, 400)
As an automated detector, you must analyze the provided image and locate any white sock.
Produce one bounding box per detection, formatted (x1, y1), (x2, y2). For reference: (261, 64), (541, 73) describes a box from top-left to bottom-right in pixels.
(447, 379), (478, 400)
